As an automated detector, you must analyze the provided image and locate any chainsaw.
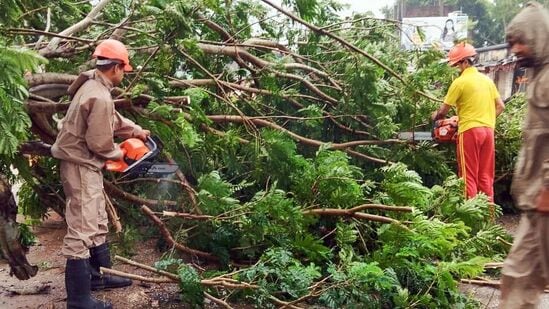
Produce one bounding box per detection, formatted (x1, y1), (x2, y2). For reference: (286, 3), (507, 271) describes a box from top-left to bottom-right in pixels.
(105, 136), (179, 178)
(397, 116), (458, 143)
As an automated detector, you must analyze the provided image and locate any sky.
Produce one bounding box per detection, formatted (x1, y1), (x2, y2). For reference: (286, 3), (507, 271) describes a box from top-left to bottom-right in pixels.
(339, 0), (396, 17)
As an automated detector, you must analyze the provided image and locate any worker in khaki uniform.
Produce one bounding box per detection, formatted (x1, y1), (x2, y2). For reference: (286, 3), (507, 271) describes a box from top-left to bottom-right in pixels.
(51, 39), (149, 309)
(432, 43), (505, 203)
(500, 2), (549, 308)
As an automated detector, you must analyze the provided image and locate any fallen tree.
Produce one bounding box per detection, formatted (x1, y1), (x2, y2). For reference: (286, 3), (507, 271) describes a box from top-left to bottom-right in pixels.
(0, 0), (520, 307)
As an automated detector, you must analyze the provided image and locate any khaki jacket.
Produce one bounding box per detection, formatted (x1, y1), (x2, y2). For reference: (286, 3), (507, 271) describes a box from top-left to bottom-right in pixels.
(507, 2), (549, 210)
(51, 70), (143, 170)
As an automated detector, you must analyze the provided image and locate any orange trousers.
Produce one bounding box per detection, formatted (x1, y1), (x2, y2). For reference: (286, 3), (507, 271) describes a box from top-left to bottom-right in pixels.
(456, 127), (495, 202)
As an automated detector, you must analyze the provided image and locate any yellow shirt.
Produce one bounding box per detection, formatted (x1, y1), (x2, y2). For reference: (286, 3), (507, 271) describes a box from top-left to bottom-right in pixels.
(444, 67), (500, 133)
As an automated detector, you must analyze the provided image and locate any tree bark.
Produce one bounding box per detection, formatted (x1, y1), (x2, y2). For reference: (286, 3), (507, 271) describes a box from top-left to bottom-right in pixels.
(0, 174), (38, 280)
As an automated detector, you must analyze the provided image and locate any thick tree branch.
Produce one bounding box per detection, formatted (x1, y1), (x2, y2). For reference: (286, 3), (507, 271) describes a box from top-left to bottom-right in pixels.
(197, 43), (339, 104)
(302, 208), (401, 225)
(100, 268), (174, 283)
(104, 180), (178, 208)
(18, 141), (52, 157)
(206, 115), (402, 149)
(349, 204), (414, 213)
(43, 0), (113, 53)
(113, 255), (259, 290)
(0, 175), (38, 280)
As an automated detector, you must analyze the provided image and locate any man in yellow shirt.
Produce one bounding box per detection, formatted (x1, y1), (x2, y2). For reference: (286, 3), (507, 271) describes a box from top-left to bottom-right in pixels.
(431, 43), (505, 202)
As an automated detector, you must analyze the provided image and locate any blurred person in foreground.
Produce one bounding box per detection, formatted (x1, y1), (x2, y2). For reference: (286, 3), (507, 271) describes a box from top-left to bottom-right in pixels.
(500, 2), (549, 308)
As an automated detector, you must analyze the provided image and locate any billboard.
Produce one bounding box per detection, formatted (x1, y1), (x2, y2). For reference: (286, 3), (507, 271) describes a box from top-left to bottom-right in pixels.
(401, 14), (468, 50)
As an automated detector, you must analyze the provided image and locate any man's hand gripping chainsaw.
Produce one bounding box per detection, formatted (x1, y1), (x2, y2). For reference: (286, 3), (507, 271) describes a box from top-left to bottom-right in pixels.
(432, 116), (458, 143)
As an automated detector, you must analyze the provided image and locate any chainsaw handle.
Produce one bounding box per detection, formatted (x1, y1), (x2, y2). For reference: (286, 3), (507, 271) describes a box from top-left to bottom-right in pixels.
(120, 136), (158, 173)
(144, 136), (157, 153)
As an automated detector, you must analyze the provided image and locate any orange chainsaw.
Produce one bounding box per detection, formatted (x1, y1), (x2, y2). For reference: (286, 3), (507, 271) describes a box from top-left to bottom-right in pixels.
(105, 136), (179, 178)
(432, 116), (458, 143)
(397, 116), (458, 143)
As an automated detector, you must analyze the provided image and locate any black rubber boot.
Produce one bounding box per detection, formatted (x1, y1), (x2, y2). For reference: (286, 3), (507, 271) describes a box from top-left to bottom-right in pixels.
(89, 243), (132, 291)
(65, 258), (112, 309)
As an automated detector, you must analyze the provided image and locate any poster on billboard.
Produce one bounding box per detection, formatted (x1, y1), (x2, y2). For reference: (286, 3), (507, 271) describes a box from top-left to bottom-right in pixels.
(401, 15), (468, 50)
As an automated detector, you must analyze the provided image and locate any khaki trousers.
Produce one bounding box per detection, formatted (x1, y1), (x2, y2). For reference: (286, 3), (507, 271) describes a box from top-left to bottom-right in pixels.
(60, 161), (108, 259)
(500, 213), (549, 308)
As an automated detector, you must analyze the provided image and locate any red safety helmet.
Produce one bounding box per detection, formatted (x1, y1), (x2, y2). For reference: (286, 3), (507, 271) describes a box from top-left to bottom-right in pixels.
(92, 39), (132, 72)
(447, 42), (477, 66)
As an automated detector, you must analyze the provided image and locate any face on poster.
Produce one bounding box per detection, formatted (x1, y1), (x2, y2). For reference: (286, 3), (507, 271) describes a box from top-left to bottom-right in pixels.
(401, 15), (468, 50)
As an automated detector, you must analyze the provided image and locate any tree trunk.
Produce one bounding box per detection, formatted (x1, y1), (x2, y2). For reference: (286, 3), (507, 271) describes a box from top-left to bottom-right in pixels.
(0, 174), (38, 280)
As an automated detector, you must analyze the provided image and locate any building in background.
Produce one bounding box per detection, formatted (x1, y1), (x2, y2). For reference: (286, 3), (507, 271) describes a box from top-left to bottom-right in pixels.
(391, 1), (525, 99)
(476, 44), (526, 100)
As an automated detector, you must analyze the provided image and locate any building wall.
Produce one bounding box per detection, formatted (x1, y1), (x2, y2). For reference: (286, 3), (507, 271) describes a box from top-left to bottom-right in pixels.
(476, 45), (523, 99)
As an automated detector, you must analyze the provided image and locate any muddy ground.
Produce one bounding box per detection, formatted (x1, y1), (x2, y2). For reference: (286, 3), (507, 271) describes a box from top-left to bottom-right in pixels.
(1, 213), (547, 309)
(0, 212), (186, 309)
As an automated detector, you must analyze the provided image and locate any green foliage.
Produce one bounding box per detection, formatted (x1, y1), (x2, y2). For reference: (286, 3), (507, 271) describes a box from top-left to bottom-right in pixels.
(110, 225), (142, 257)
(197, 171), (241, 215)
(154, 257), (184, 273)
(372, 215), (492, 308)
(438, 256), (490, 279)
(0, 45), (46, 157)
(293, 148), (365, 208)
(18, 223), (36, 248)
(173, 114), (203, 148)
(320, 261), (400, 308)
(456, 223), (509, 259)
(495, 93), (527, 210)
(15, 156), (62, 220)
(335, 221), (358, 250)
(17, 180), (42, 219)
(178, 264), (204, 307)
(430, 175), (504, 233)
(239, 248), (322, 303)
(241, 189), (307, 249)
(392, 142), (454, 188)
(145, 0), (195, 40)
(284, 0), (320, 21)
(255, 129), (310, 189)
(378, 163), (433, 207)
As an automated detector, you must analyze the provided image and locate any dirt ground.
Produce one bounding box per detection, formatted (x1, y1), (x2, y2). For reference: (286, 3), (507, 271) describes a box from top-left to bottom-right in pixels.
(0, 212), (186, 309)
(1, 212), (547, 309)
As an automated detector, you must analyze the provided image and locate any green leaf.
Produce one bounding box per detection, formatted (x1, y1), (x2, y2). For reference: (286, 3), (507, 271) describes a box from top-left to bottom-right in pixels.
(177, 264), (203, 307)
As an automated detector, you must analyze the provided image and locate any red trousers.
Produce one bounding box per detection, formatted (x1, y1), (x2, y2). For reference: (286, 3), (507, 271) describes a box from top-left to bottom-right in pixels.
(456, 127), (495, 202)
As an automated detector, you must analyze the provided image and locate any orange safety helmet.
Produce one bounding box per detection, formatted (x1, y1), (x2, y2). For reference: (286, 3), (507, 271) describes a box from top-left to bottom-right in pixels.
(92, 39), (133, 72)
(447, 42), (477, 66)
